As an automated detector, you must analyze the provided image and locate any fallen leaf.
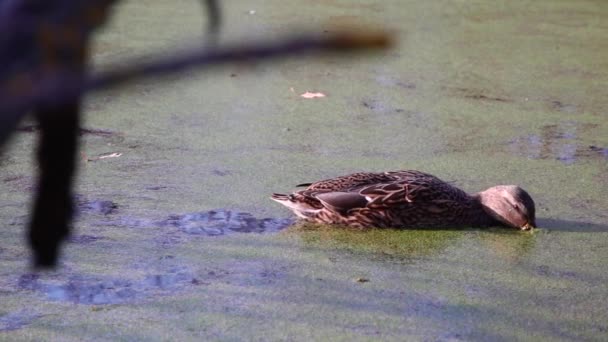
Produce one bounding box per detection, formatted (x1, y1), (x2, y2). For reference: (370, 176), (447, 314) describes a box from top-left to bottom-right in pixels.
(300, 91), (326, 99)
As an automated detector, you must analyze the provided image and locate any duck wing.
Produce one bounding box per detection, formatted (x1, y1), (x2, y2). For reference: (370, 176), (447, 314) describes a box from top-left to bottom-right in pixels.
(359, 176), (471, 214)
(314, 191), (370, 214)
(291, 170), (469, 213)
(299, 171), (409, 192)
(297, 180), (416, 213)
(357, 180), (442, 208)
(321, 173), (466, 206)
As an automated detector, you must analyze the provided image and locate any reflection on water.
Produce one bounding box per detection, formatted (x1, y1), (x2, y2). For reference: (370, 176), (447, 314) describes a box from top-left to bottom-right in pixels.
(478, 229), (536, 263)
(509, 121), (607, 164)
(288, 223), (537, 265)
(289, 223), (458, 260)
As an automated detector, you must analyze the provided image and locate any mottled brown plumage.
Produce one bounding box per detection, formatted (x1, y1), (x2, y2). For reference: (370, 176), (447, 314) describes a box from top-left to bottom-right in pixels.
(271, 170), (536, 230)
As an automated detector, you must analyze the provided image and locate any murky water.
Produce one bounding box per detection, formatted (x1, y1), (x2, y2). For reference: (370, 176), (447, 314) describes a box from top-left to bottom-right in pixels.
(1, 0), (607, 340)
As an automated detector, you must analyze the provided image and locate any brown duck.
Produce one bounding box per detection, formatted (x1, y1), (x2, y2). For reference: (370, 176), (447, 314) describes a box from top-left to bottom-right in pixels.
(271, 170), (536, 230)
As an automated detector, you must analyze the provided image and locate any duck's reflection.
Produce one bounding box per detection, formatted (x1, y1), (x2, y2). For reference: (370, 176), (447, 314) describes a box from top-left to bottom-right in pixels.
(285, 223), (537, 263)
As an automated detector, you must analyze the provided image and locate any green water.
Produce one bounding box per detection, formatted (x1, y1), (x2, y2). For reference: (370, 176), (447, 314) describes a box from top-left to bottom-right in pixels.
(1, 0), (607, 340)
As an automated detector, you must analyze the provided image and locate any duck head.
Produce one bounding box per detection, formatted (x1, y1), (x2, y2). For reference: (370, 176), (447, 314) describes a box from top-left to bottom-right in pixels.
(477, 185), (536, 230)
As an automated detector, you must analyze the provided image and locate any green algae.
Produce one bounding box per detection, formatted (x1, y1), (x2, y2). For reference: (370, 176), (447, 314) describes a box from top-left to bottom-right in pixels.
(1, 0), (608, 340)
(284, 223), (464, 259)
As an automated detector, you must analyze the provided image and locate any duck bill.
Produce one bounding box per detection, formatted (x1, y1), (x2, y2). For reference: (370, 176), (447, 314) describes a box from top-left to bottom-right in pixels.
(520, 222), (534, 231)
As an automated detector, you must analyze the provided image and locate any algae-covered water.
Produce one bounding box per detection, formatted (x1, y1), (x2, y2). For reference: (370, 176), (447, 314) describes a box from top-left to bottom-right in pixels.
(1, 0), (608, 340)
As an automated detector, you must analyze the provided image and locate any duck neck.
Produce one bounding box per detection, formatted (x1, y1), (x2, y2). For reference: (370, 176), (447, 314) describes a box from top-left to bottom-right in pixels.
(469, 194), (502, 227)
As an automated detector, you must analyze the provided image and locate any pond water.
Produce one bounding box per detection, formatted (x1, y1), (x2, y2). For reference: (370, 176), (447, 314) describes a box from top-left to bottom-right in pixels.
(1, 0), (607, 340)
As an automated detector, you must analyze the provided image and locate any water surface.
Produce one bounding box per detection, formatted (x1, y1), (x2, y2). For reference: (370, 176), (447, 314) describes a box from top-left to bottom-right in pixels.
(1, 0), (607, 340)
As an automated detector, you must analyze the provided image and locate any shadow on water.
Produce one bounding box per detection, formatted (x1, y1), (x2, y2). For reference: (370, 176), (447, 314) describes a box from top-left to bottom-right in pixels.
(16, 266), (202, 306)
(0, 310), (42, 332)
(161, 210), (294, 236)
(536, 218), (608, 232)
(67, 194), (295, 238)
(2, 201), (295, 309)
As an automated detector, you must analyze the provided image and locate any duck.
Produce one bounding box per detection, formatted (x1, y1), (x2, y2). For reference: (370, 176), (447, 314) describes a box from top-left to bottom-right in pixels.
(271, 170), (536, 230)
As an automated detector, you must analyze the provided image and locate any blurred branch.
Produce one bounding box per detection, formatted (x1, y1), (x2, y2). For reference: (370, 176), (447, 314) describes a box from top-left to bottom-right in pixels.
(1, 30), (391, 145)
(92, 31), (392, 91)
(203, 0), (221, 46)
